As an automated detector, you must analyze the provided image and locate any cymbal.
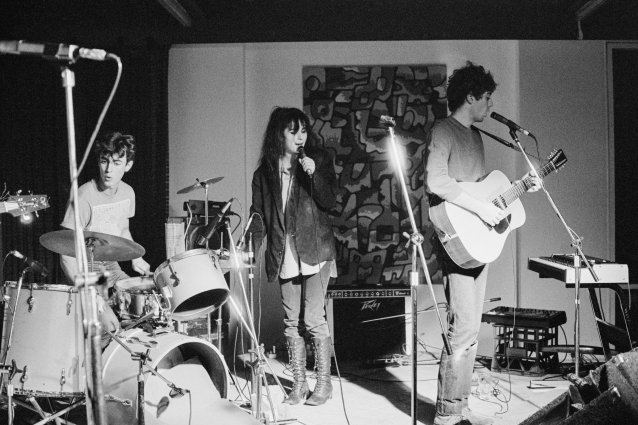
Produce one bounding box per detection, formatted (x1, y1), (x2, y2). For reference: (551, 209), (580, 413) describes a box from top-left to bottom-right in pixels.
(177, 177), (224, 194)
(40, 230), (146, 262)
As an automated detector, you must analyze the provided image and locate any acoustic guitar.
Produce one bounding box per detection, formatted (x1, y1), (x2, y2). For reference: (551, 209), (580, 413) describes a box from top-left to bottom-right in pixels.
(429, 149), (567, 268)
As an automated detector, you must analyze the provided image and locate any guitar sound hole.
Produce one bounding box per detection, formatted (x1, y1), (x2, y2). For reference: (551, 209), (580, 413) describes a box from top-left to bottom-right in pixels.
(493, 215), (511, 234)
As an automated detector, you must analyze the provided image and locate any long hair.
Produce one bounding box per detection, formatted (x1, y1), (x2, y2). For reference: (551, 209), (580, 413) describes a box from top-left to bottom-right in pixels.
(259, 107), (311, 188)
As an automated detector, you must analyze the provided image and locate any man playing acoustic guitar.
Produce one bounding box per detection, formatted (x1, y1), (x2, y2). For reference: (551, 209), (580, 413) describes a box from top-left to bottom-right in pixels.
(425, 62), (541, 425)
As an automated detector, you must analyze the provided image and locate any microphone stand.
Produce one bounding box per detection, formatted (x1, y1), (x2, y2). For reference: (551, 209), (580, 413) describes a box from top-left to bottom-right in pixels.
(60, 63), (107, 425)
(383, 117), (452, 425)
(222, 221), (286, 423)
(506, 129), (599, 377)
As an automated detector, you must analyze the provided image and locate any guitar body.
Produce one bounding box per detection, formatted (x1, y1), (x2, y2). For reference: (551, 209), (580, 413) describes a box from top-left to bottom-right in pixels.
(429, 170), (526, 269)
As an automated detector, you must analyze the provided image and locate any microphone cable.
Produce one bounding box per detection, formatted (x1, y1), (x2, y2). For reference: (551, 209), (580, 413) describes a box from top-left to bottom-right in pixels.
(305, 151), (352, 425)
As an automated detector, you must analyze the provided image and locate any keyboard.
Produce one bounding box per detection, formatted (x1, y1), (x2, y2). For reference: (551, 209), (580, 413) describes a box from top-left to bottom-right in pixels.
(482, 306), (567, 328)
(528, 254), (628, 284)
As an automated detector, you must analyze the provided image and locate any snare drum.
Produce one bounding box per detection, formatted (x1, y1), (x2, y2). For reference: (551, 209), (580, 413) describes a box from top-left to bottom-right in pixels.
(1, 282), (85, 397)
(154, 249), (229, 321)
(102, 328), (229, 425)
(115, 276), (161, 319)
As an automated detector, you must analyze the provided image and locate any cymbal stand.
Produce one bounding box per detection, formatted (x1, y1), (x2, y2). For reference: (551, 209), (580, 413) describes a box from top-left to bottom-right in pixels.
(222, 222), (286, 424)
(381, 116), (452, 425)
(506, 129), (599, 377)
(194, 178), (225, 352)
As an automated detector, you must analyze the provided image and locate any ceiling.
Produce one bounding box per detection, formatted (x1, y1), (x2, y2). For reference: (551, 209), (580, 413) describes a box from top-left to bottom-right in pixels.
(1, 0), (637, 47)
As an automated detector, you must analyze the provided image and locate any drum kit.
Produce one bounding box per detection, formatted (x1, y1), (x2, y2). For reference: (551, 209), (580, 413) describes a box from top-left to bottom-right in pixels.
(1, 222), (234, 424)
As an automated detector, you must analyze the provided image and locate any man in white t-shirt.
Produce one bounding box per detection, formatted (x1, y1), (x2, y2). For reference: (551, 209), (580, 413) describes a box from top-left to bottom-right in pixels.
(61, 131), (151, 338)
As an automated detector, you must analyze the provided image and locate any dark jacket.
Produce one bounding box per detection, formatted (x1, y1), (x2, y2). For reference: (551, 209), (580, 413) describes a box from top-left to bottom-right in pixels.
(250, 148), (337, 282)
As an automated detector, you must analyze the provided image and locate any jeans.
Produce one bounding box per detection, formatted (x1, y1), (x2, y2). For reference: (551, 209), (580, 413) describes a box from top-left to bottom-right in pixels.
(280, 263), (331, 338)
(434, 257), (489, 424)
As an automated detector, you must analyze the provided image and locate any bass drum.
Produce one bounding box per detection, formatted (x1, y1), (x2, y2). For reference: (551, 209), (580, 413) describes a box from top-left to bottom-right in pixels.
(102, 328), (229, 425)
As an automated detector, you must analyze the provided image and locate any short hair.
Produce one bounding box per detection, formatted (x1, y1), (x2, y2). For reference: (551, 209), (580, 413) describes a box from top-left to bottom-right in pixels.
(447, 62), (497, 113)
(94, 131), (136, 163)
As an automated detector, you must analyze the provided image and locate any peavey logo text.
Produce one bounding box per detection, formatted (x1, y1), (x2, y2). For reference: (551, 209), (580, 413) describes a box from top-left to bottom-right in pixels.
(361, 299), (381, 312)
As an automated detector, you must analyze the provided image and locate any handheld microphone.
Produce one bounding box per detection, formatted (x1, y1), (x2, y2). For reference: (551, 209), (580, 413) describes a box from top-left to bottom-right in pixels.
(490, 112), (534, 137)
(10, 250), (49, 277)
(379, 115), (396, 127)
(236, 213), (255, 250)
(297, 146), (313, 177)
(0, 40), (112, 62)
(196, 198), (233, 246)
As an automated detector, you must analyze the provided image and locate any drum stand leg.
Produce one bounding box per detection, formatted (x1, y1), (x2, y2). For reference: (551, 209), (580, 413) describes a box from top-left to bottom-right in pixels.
(27, 397), (63, 425)
(132, 350), (149, 425)
(0, 393), (85, 425)
(31, 398), (85, 425)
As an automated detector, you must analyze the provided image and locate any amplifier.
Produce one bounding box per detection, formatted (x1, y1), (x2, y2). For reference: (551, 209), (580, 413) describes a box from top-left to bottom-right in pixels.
(326, 286), (410, 361)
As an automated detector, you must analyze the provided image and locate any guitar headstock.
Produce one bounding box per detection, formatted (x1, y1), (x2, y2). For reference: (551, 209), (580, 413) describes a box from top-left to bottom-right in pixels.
(1, 194), (50, 217)
(546, 148), (567, 172)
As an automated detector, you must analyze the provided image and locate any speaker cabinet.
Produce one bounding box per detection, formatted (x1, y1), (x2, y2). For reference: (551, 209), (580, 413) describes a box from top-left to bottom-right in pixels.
(327, 289), (409, 362)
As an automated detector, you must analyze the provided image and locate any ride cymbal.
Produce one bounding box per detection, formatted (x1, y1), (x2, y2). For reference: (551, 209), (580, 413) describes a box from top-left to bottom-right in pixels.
(40, 229), (145, 262)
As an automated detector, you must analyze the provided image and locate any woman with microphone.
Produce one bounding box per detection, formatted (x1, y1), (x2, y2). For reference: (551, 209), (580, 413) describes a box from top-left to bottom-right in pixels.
(248, 107), (338, 406)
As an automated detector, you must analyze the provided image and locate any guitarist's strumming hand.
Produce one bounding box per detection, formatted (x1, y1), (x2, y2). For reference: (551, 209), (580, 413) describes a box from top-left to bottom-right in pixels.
(475, 201), (507, 227)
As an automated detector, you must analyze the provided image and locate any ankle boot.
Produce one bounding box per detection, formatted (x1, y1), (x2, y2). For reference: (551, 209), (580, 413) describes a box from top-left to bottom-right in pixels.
(306, 336), (333, 406)
(283, 336), (309, 405)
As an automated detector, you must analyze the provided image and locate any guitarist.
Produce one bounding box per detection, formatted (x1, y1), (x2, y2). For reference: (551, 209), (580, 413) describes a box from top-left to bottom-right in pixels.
(425, 62), (540, 425)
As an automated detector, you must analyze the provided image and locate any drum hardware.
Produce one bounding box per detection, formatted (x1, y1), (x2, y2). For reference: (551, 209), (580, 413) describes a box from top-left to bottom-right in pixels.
(104, 330), (195, 425)
(220, 221), (287, 423)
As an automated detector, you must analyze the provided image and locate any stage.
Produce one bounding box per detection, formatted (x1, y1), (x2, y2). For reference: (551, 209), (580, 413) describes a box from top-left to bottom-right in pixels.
(226, 353), (573, 425)
(1, 352), (574, 425)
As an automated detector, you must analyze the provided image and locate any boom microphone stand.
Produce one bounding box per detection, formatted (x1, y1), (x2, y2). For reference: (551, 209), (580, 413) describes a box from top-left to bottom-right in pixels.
(61, 63), (107, 425)
(381, 115), (452, 425)
(505, 129), (599, 377)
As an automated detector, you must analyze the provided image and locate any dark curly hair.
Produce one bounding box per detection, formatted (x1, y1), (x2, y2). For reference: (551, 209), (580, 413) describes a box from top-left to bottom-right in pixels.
(259, 107), (311, 188)
(447, 62), (497, 113)
(94, 131), (136, 163)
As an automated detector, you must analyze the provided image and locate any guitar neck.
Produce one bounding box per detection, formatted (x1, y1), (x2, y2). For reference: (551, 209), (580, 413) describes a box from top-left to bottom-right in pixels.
(494, 162), (554, 208)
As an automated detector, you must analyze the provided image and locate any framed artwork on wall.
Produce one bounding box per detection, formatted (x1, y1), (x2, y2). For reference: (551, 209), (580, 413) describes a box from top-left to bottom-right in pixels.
(303, 65), (448, 286)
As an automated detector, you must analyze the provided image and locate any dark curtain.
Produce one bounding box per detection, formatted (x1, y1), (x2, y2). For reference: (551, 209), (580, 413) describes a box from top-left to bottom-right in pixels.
(0, 41), (169, 284)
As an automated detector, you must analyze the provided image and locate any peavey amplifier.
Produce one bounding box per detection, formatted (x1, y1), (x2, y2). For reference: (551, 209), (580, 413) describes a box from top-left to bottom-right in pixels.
(326, 287), (410, 361)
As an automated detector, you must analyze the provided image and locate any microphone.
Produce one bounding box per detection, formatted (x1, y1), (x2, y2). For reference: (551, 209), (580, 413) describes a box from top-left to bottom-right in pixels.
(379, 115), (396, 127)
(490, 112), (534, 137)
(196, 198), (233, 246)
(0, 40), (111, 62)
(236, 213), (255, 250)
(297, 146), (313, 177)
(10, 250), (49, 277)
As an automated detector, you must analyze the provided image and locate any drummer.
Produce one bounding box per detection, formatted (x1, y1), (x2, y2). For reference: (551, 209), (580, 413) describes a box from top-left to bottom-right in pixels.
(60, 131), (152, 337)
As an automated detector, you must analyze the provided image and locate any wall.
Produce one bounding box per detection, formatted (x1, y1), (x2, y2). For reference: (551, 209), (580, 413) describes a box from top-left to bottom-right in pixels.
(168, 40), (610, 357)
(518, 40), (611, 348)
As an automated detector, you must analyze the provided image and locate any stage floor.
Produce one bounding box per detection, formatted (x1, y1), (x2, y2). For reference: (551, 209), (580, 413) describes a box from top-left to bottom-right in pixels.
(228, 353), (573, 425)
(0, 353), (574, 425)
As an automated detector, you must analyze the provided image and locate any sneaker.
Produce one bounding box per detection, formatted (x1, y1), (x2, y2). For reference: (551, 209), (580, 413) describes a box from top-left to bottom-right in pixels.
(462, 408), (494, 425)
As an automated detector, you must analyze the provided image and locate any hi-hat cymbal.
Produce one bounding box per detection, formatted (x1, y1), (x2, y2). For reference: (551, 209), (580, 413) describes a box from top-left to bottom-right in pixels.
(177, 177), (224, 194)
(40, 230), (145, 262)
